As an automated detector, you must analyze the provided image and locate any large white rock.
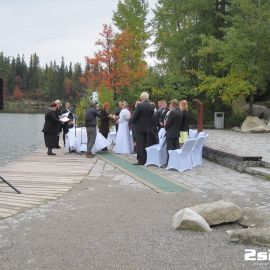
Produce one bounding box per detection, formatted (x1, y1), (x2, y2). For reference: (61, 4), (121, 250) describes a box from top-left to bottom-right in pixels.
(172, 208), (212, 232)
(227, 227), (270, 247)
(240, 116), (270, 133)
(191, 200), (241, 226)
(237, 207), (270, 228)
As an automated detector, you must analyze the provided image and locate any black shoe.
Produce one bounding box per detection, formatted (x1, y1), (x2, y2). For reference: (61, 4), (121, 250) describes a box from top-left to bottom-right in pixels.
(56, 145), (61, 149)
(133, 162), (144, 165)
(47, 152), (56, 155)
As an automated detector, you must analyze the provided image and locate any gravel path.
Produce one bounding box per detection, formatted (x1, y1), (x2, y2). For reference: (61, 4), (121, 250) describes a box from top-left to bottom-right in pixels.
(0, 158), (269, 270)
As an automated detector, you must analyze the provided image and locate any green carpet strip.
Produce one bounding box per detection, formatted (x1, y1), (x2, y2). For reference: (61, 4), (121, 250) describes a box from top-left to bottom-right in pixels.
(98, 152), (184, 193)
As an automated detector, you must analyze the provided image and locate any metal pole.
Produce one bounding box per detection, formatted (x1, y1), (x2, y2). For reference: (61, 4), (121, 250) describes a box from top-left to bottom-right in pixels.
(0, 176), (21, 194)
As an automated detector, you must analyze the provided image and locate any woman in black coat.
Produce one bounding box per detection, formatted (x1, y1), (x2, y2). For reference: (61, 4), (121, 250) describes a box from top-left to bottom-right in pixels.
(42, 102), (61, 155)
(99, 102), (112, 150)
(179, 100), (189, 144)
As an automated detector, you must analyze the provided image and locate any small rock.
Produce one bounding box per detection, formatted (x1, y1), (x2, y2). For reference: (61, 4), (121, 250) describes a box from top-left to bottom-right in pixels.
(172, 208), (212, 232)
(227, 227), (270, 247)
(191, 200), (241, 226)
(238, 207), (270, 228)
(231, 126), (241, 132)
(240, 116), (270, 133)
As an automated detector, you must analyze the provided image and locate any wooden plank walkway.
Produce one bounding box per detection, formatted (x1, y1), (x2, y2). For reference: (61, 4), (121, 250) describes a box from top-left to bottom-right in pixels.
(0, 148), (95, 219)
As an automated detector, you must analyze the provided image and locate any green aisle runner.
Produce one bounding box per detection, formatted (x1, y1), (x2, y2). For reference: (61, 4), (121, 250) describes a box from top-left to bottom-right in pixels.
(98, 152), (184, 193)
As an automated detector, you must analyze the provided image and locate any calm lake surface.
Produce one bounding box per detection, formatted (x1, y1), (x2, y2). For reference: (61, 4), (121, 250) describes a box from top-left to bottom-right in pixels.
(0, 113), (44, 167)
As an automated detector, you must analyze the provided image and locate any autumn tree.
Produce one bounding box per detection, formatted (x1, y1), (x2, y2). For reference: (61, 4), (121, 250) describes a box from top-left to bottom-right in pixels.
(82, 24), (146, 100)
(113, 0), (149, 63)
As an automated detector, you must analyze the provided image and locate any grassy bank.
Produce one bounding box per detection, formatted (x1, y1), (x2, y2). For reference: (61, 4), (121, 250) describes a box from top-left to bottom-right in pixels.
(0, 100), (48, 113)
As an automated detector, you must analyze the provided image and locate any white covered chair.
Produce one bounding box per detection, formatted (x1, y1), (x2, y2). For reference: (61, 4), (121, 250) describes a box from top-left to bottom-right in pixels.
(158, 128), (166, 141)
(145, 129), (167, 167)
(197, 131), (207, 138)
(107, 132), (117, 144)
(65, 127), (109, 154)
(64, 127), (76, 152)
(166, 139), (196, 172)
(191, 135), (208, 167)
(189, 129), (198, 139)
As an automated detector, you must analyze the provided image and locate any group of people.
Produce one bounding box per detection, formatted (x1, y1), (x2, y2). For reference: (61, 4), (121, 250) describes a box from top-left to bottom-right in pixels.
(42, 92), (189, 163)
(85, 92), (189, 166)
(42, 100), (73, 155)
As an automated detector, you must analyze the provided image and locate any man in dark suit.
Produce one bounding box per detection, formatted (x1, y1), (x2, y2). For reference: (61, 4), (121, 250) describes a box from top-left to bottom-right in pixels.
(165, 99), (183, 152)
(159, 100), (168, 129)
(130, 92), (154, 165)
(85, 102), (100, 158)
(62, 102), (74, 146)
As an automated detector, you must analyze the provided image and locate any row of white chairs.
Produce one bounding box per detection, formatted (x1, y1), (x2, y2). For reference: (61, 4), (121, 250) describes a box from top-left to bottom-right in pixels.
(145, 129), (208, 172)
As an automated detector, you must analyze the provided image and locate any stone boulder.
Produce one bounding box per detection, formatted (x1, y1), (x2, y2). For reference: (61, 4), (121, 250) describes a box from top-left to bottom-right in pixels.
(237, 207), (270, 228)
(227, 227), (270, 247)
(244, 104), (267, 117)
(240, 116), (270, 133)
(191, 200), (241, 226)
(262, 109), (270, 122)
(173, 208), (212, 232)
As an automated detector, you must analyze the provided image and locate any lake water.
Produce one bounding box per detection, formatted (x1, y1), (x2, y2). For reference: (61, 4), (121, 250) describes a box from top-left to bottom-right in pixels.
(0, 113), (45, 167)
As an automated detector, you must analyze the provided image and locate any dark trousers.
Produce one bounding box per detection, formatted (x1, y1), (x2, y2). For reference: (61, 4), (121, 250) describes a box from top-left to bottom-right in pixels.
(86, 127), (97, 154)
(166, 137), (180, 151)
(63, 132), (68, 146)
(136, 132), (149, 164)
(166, 137), (180, 165)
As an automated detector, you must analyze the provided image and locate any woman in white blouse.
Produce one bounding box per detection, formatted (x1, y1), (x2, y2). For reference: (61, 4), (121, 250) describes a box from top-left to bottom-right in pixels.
(113, 101), (134, 154)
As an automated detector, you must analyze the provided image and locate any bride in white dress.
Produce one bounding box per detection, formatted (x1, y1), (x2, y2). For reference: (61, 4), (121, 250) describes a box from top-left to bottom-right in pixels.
(113, 101), (134, 154)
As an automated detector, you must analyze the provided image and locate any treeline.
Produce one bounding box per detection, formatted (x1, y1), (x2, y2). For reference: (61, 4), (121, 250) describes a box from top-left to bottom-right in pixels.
(1, 0), (270, 125)
(0, 52), (85, 102)
(79, 0), (270, 112)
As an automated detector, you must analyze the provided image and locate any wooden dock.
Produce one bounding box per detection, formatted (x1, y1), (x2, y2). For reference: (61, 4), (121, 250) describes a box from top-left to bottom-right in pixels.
(0, 148), (95, 219)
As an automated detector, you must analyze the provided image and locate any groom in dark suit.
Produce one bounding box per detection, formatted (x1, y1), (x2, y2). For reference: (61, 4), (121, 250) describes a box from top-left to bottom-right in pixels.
(130, 92), (154, 165)
(165, 99), (183, 152)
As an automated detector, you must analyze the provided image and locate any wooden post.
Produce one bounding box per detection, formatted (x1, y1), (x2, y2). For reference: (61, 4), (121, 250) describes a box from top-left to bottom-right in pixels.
(193, 99), (204, 132)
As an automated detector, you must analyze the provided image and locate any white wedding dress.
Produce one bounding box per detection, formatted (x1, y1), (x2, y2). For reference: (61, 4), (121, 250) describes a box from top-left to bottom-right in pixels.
(113, 108), (134, 154)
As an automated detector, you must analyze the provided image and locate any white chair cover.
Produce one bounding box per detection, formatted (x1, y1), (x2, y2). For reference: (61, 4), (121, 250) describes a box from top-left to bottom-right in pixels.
(107, 132), (117, 144)
(145, 129), (167, 167)
(158, 128), (166, 141)
(166, 139), (196, 172)
(65, 127), (109, 154)
(189, 129), (198, 139)
(197, 131), (206, 138)
(191, 135), (208, 167)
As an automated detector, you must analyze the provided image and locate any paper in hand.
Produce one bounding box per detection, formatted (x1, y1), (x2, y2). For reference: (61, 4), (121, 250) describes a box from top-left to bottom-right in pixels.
(60, 116), (70, 122)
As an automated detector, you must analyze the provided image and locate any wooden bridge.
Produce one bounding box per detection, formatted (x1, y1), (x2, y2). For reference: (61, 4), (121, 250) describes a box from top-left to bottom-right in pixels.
(0, 148), (94, 219)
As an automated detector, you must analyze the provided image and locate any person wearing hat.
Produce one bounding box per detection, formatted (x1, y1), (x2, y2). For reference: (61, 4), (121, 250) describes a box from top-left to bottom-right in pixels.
(42, 102), (61, 155)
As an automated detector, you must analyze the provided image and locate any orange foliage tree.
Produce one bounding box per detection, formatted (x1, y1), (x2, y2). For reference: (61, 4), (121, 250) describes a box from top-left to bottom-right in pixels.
(81, 24), (147, 100)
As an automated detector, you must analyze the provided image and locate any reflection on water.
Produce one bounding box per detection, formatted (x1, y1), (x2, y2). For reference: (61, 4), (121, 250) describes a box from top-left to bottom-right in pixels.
(0, 113), (44, 167)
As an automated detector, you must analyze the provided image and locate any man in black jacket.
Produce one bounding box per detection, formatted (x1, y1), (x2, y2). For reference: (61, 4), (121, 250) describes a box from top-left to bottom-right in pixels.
(62, 102), (74, 146)
(159, 100), (168, 129)
(85, 102), (100, 158)
(165, 99), (183, 152)
(130, 92), (154, 165)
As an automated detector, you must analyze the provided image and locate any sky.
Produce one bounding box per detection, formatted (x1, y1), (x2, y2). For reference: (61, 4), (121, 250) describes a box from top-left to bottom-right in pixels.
(0, 0), (158, 67)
